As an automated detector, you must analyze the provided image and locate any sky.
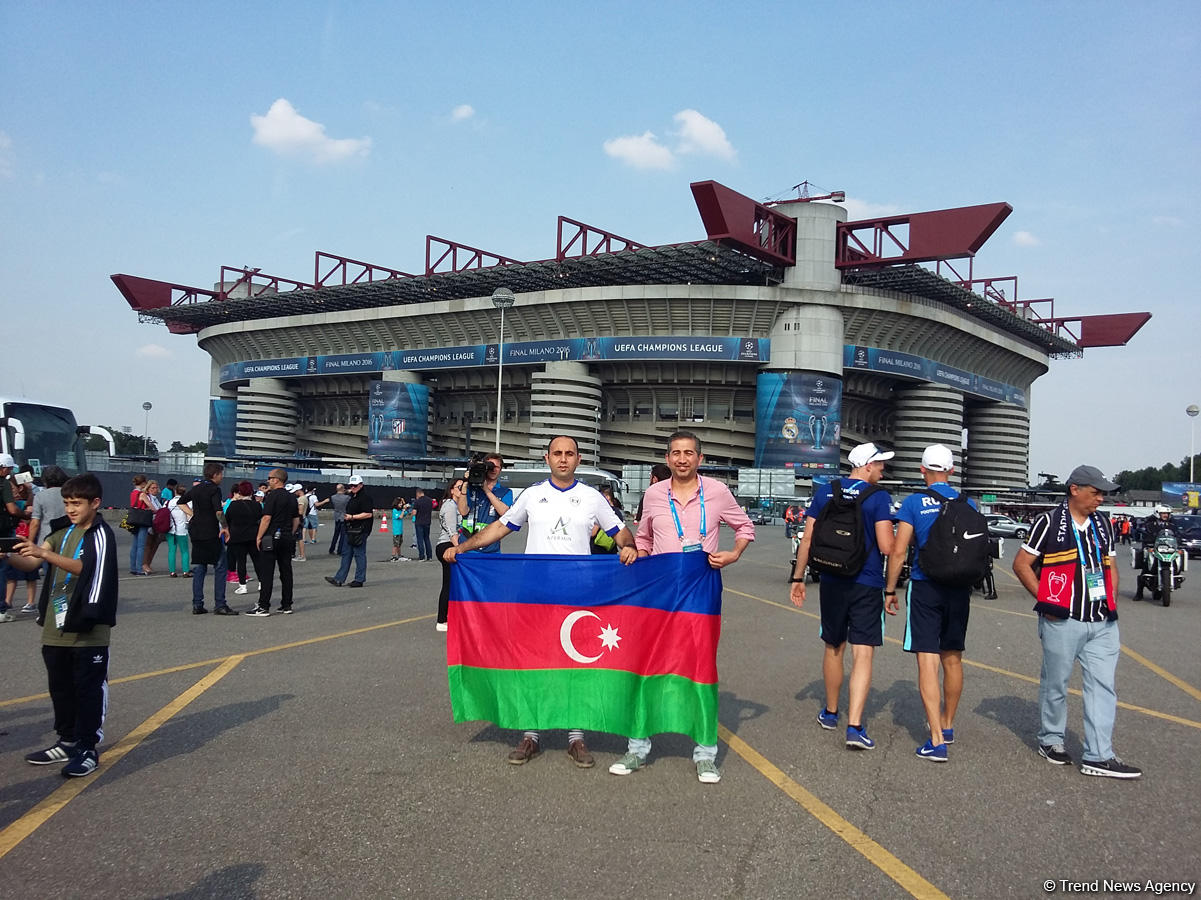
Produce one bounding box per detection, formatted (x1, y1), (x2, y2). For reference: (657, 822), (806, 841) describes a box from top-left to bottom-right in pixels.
(1, 1), (1198, 482)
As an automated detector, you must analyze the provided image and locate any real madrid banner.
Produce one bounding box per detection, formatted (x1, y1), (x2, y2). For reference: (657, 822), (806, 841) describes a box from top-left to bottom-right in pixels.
(754, 371), (842, 471)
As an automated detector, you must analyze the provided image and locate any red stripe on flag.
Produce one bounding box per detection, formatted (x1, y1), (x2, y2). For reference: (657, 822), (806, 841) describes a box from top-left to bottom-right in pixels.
(447, 601), (719, 683)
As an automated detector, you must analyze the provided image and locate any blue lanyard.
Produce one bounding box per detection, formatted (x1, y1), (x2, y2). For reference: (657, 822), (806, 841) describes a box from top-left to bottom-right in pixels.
(668, 479), (706, 543)
(1071, 518), (1103, 572)
(58, 526), (86, 590)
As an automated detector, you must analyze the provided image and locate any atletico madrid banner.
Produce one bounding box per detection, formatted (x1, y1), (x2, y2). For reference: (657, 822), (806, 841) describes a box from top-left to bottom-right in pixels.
(447, 552), (722, 744)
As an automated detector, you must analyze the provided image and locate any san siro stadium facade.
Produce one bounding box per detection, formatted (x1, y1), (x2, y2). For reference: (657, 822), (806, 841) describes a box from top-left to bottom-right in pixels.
(115, 181), (1148, 489)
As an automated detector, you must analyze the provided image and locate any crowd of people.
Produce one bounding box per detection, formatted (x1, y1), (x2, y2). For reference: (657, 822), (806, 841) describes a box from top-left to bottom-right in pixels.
(0, 440), (1174, 782)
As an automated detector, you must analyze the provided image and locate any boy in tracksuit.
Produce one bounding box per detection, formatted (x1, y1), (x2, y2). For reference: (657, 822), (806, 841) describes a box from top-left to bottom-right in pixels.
(7, 473), (118, 777)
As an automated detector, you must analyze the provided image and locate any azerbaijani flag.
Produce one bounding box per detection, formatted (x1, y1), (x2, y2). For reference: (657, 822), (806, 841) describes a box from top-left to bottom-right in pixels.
(447, 551), (722, 744)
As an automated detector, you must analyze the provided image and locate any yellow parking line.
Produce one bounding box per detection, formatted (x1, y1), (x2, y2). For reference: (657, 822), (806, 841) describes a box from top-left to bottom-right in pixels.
(0, 655), (245, 859)
(1120, 645), (1201, 703)
(0, 613), (435, 710)
(719, 724), (949, 900)
(725, 588), (1201, 731)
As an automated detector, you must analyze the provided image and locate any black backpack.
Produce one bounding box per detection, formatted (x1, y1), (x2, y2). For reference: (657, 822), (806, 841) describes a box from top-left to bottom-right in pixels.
(809, 480), (881, 578)
(917, 488), (990, 587)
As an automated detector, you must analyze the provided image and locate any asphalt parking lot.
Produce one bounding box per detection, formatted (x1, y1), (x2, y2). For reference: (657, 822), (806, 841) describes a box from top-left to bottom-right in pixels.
(1, 518), (1198, 899)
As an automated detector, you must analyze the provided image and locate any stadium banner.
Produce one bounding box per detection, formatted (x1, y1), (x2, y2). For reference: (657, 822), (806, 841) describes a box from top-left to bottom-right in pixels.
(207, 398), (238, 458)
(754, 371), (842, 471)
(845, 345), (1027, 408)
(367, 381), (430, 457)
(218, 337), (770, 386)
(447, 551), (722, 745)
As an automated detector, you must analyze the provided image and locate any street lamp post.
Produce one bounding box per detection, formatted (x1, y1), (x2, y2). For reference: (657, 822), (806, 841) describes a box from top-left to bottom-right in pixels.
(1188, 404), (1199, 483)
(142, 401), (153, 456)
(491, 288), (516, 453)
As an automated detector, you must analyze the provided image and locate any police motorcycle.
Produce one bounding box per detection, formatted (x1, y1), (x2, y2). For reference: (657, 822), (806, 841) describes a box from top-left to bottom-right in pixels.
(1132, 508), (1186, 607)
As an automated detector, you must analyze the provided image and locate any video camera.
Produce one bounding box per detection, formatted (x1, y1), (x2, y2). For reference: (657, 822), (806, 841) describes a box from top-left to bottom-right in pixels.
(466, 455), (496, 487)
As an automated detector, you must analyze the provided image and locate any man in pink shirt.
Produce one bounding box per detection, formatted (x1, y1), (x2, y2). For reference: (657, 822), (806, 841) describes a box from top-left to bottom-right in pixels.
(610, 430), (755, 784)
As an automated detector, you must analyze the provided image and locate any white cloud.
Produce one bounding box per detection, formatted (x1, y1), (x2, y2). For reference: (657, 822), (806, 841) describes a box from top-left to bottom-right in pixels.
(603, 131), (676, 170)
(837, 197), (902, 221)
(451, 104), (475, 122)
(136, 343), (172, 359)
(250, 98), (372, 164)
(0, 131), (13, 179)
(672, 109), (736, 161)
(1012, 230), (1040, 247)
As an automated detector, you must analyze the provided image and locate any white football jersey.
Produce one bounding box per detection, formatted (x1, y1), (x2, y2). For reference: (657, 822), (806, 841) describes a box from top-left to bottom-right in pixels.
(500, 479), (622, 554)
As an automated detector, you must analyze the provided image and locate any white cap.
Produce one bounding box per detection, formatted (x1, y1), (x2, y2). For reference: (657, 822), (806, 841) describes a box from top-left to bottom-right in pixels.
(348, 474), (364, 485)
(284, 483), (296, 492)
(0, 453), (14, 467)
(293, 482), (304, 492)
(848, 442), (895, 468)
(255, 490), (265, 498)
(921, 444), (955, 472)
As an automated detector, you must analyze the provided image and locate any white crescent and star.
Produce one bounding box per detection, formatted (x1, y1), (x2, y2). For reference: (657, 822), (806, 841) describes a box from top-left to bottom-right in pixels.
(559, 611), (622, 664)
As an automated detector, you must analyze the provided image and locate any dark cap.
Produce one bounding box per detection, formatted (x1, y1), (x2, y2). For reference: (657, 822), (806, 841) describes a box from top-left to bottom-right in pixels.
(1067, 465), (1117, 492)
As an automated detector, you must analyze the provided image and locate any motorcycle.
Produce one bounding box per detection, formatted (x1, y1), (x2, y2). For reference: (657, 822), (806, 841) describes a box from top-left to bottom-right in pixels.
(1133, 533), (1186, 607)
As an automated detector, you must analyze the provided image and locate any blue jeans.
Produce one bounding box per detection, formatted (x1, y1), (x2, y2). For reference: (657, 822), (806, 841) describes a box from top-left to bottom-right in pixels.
(627, 737), (717, 764)
(1038, 615), (1120, 762)
(415, 524), (432, 560)
(129, 526), (148, 573)
(335, 534), (368, 584)
(192, 547), (229, 610)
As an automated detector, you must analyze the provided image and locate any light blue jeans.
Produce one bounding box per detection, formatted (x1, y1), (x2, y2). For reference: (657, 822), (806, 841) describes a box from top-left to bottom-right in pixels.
(1037, 615), (1120, 762)
(627, 737), (717, 764)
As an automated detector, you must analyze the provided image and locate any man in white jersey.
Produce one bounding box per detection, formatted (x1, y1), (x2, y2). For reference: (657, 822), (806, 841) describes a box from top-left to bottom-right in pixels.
(444, 435), (636, 768)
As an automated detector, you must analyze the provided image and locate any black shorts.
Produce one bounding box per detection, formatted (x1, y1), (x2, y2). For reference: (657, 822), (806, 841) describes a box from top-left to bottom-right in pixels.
(819, 579), (884, 647)
(903, 579), (970, 653)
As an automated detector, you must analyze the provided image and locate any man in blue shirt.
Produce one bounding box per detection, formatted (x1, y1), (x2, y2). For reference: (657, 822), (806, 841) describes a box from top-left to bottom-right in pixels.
(790, 442), (895, 750)
(885, 444), (971, 763)
(455, 453), (512, 553)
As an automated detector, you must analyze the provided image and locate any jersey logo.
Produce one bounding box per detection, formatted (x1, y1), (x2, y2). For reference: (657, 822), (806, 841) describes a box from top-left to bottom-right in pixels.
(551, 517), (570, 536)
(962, 532), (984, 540)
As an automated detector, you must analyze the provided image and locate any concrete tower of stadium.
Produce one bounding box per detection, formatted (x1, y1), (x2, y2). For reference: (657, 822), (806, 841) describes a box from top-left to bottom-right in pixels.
(115, 181), (1149, 488)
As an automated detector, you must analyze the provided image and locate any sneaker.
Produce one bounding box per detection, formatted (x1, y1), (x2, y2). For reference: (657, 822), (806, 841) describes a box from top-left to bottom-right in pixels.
(192, 607), (208, 616)
(25, 740), (78, 765)
(234, 585), (249, 595)
(608, 753), (646, 776)
(212, 606), (239, 616)
(846, 725), (876, 750)
(170, 572), (178, 578)
(0, 613), (15, 623)
(817, 708), (839, 730)
(696, 759), (722, 783)
(567, 739), (595, 769)
(507, 736), (541, 765)
(245, 607), (271, 617)
(19, 604), (37, 613)
(279, 607), (294, 615)
(916, 740), (948, 762)
(941, 728), (955, 745)
(1080, 757), (1142, 779)
(325, 577), (343, 587)
(435, 622), (448, 632)
(1038, 743), (1072, 765)
(62, 748), (99, 778)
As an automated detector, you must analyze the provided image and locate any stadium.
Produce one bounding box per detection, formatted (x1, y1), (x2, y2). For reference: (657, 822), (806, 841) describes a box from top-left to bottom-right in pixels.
(114, 180), (1149, 489)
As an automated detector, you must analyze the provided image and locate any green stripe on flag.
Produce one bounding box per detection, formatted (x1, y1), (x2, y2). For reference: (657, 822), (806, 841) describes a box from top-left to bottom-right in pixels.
(448, 666), (719, 745)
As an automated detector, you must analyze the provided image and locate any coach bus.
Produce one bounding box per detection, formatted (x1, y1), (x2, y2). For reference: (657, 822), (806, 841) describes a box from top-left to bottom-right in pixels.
(0, 397), (115, 475)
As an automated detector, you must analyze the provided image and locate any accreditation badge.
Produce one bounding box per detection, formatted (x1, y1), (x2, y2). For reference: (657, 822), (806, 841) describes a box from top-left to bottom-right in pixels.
(1085, 570), (1107, 602)
(52, 591), (70, 629)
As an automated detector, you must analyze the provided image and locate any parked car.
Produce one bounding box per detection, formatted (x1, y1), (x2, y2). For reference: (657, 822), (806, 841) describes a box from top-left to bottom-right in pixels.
(1174, 517), (1201, 559)
(986, 514), (1029, 540)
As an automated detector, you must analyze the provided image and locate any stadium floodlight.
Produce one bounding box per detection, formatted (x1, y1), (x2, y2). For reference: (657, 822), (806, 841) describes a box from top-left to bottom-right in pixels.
(491, 288), (516, 453)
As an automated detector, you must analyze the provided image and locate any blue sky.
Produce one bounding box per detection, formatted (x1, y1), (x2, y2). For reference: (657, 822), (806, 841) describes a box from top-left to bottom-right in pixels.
(2, 1), (1198, 481)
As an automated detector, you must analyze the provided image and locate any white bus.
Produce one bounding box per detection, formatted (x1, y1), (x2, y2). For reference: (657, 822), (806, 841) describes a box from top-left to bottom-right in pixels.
(0, 397), (115, 476)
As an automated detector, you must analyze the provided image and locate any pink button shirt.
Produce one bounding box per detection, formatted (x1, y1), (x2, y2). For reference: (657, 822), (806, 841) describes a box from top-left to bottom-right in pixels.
(635, 476), (755, 555)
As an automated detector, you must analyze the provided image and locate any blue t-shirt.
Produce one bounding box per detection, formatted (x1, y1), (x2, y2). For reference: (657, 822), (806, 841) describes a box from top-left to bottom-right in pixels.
(462, 484), (515, 554)
(391, 508), (408, 536)
(896, 482), (978, 581)
(804, 478), (893, 588)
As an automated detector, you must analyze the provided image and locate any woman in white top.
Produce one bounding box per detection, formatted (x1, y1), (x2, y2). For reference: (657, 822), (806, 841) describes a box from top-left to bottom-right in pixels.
(166, 495), (192, 577)
(434, 479), (464, 631)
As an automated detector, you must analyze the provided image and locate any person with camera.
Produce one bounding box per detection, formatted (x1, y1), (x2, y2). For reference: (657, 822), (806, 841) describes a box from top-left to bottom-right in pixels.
(325, 475), (374, 588)
(455, 453), (511, 554)
(444, 436), (637, 769)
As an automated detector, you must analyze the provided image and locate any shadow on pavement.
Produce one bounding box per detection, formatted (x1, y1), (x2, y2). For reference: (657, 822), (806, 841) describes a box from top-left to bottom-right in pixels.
(156, 863), (266, 899)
